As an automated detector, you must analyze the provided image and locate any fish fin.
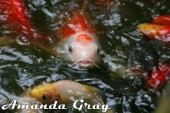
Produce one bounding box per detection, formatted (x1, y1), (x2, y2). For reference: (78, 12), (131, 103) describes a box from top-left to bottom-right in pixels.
(31, 41), (58, 57)
(80, 1), (89, 13)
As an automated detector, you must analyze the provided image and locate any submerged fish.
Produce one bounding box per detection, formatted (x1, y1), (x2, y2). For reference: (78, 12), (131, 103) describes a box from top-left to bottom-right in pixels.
(138, 15), (170, 43)
(30, 80), (103, 104)
(147, 64), (170, 89)
(0, 0), (47, 41)
(138, 23), (170, 43)
(54, 11), (101, 68)
(29, 80), (114, 113)
(130, 64), (170, 90)
(138, 15), (170, 89)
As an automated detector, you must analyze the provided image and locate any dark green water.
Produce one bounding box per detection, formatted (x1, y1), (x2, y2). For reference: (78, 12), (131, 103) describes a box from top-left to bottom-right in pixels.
(0, 0), (170, 113)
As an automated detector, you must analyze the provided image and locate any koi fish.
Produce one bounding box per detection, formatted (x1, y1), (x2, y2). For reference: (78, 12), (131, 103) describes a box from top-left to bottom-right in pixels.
(153, 15), (170, 26)
(29, 80), (114, 113)
(129, 64), (170, 90)
(29, 80), (103, 104)
(55, 11), (101, 68)
(138, 15), (170, 43)
(0, 0), (47, 41)
(138, 23), (170, 43)
(147, 64), (170, 89)
(138, 15), (170, 89)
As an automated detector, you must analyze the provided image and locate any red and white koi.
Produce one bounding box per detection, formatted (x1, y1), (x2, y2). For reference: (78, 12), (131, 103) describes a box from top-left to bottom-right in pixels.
(55, 12), (101, 68)
(130, 64), (170, 90)
(0, 0), (47, 41)
(147, 64), (170, 89)
(138, 15), (170, 89)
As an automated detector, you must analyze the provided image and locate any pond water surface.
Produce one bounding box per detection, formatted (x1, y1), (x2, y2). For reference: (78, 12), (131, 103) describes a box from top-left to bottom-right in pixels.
(0, 0), (170, 113)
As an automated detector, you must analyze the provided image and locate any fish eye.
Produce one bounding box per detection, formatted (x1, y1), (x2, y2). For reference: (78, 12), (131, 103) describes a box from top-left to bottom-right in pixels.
(97, 47), (100, 53)
(68, 46), (72, 53)
(42, 94), (50, 100)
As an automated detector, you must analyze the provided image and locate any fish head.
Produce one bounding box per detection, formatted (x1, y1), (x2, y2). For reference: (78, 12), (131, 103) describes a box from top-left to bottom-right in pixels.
(57, 13), (101, 68)
(29, 83), (61, 104)
(67, 33), (100, 68)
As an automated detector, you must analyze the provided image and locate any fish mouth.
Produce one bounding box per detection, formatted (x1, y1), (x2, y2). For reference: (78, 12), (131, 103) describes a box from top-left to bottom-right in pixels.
(77, 59), (94, 67)
(72, 59), (100, 68)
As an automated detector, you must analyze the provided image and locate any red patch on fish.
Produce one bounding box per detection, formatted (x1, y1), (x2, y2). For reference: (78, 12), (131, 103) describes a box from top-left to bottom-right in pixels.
(0, 0), (47, 41)
(75, 34), (93, 45)
(76, 34), (92, 41)
(147, 64), (170, 89)
(158, 27), (170, 42)
(59, 13), (95, 38)
(158, 27), (170, 36)
(154, 15), (170, 26)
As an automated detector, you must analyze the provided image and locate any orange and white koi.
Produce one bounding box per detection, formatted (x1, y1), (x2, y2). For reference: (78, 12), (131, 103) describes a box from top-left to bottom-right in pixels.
(138, 23), (170, 43)
(138, 15), (170, 43)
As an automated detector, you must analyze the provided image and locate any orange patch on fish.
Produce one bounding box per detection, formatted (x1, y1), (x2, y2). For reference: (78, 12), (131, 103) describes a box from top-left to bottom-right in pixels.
(138, 23), (165, 38)
(138, 23), (170, 41)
